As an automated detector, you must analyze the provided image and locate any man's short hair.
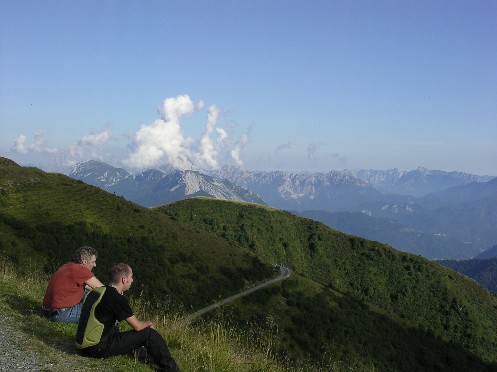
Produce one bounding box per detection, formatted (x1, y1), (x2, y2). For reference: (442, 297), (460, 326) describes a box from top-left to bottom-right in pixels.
(109, 263), (132, 285)
(73, 246), (98, 264)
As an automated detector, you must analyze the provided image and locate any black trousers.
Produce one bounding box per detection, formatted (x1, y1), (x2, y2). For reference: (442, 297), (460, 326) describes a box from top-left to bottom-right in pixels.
(83, 327), (179, 372)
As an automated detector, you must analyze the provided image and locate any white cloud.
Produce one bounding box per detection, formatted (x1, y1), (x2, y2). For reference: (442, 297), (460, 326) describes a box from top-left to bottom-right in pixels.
(63, 129), (114, 166)
(14, 132), (58, 154)
(79, 129), (111, 146)
(198, 105), (221, 169)
(124, 95), (249, 171)
(14, 135), (28, 154)
(124, 95), (196, 169)
(9, 95), (251, 172)
(216, 128), (228, 143)
(125, 117), (194, 169)
(157, 94), (195, 122)
(231, 133), (249, 167)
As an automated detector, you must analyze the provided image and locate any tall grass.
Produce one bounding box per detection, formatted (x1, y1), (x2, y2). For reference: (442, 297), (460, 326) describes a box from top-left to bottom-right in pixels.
(0, 259), (308, 372)
(127, 291), (291, 371)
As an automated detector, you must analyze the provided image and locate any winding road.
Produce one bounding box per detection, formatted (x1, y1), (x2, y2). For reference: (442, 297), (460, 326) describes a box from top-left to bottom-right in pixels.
(178, 265), (291, 326)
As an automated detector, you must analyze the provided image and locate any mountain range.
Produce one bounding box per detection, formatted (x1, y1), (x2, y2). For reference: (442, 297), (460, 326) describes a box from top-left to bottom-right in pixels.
(347, 167), (492, 197)
(69, 160), (265, 207)
(69, 161), (497, 260)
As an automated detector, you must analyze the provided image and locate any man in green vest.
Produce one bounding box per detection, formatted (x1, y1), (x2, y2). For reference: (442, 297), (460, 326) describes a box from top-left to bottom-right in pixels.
(76, 263), (179, 371)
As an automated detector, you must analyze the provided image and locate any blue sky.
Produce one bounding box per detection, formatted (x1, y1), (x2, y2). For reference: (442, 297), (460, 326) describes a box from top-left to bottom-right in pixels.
(1, 1), (496, 175)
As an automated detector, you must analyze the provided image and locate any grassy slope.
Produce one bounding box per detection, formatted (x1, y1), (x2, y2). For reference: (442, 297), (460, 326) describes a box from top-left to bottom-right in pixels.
(0, 261), (153, 372)
(0, 158), (276, 310)
(0, 158), (294, 371)
(0, 258), (292, 372)
(158, 197), (497, 369)
(2, 158), (497, 370)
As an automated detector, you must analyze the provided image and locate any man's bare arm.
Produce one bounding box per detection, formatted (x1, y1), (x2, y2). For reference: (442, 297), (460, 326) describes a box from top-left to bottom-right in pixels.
(125, 315), (154, 331)
(85, 276), (104, 289)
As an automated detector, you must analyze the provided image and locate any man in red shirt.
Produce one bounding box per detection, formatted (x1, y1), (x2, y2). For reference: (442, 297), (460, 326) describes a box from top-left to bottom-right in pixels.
(42, 246), (104, 323)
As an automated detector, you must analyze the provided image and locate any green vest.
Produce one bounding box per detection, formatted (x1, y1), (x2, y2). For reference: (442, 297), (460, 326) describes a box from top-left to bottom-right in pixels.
(75, 286), (106, 349)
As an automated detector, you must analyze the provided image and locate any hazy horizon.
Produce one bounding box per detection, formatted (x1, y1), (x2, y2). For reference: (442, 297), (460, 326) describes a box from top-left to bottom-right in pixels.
(5, 155), (495, 179)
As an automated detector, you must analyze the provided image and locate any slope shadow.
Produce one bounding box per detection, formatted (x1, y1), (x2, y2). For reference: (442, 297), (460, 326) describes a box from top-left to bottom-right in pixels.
(4, 292), (80, 355)
(238, 282), (497, 372)
(290, 288), (497, 372)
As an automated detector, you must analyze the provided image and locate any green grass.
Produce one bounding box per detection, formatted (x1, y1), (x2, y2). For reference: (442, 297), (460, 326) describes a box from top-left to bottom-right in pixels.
(0, 261), (152, 371)
(0, 258), (300, 372)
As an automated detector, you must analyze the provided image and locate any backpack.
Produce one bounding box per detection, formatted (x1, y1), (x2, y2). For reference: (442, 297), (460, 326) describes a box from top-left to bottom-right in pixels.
(75, 286), (106, 349)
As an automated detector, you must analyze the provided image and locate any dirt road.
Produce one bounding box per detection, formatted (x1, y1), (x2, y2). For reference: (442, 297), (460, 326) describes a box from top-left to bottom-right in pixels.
(178, 265), (291, 326)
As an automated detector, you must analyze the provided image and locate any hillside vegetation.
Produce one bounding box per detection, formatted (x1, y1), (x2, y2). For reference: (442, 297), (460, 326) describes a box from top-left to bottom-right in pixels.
(2, 157), (497, 370)
(159, 198), (497, 369)
(0, 157), (275, 310)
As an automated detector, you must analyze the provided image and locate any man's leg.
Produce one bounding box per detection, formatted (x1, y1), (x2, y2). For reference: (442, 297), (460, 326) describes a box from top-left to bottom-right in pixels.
(103, 328), (179, 371)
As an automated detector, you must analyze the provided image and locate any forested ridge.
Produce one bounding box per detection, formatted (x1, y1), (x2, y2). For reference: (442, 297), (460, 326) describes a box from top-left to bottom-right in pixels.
(159, 198), (497, 369)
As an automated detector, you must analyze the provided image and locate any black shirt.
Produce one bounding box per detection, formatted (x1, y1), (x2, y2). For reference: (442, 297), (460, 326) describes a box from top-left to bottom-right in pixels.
(95, 285), (134, 340)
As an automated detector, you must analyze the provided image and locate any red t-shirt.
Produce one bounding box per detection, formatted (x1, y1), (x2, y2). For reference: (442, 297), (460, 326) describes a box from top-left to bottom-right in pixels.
(42, 262), (94, 310)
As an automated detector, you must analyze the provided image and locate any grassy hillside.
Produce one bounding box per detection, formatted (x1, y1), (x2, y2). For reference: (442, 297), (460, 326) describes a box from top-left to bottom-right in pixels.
(158, 197), (497, 369)
(3, 157), (497, 370)
(0, 158), (275, 309)
(0, 258), (291, 372)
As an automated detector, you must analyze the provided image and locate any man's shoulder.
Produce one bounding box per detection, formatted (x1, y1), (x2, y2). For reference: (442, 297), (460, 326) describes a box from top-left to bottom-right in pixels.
(52, 262), (76, 276)
(99, 286), (134, 317)
(102, 286), (127, 301)
(53, 262), (93, 281)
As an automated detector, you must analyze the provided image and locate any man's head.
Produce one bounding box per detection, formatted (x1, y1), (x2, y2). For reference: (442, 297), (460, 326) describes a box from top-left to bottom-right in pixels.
(109, 263), (133, 292)
(73, 246), (98, 271)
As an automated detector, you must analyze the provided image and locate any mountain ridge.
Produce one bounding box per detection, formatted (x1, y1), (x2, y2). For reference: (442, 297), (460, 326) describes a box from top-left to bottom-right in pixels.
(347, 167), (493, 196)
(70, 160), (265, 207)
(68, 160), (497, 259)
